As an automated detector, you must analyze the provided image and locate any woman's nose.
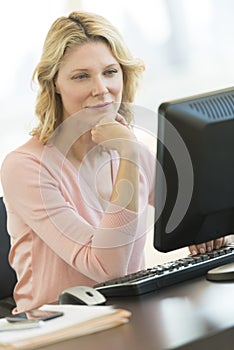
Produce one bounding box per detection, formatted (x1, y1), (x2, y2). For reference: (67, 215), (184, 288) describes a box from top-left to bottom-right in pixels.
(92, 76), (108, 96)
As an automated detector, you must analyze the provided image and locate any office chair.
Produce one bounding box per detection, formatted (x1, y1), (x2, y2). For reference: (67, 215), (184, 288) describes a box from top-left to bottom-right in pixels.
(0, 196), (17, 316)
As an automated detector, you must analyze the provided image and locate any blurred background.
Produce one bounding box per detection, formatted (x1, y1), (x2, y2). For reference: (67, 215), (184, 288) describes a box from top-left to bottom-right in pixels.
(0, 0), (233, 264)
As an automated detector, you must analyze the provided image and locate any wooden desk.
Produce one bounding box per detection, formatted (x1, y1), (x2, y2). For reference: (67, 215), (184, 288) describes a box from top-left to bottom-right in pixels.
(38, 277), (234, 350)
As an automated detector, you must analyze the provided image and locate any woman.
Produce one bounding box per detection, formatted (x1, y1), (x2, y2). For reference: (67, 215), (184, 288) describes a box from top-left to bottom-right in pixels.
(1, 11), (154, 313)
(1, 11), (229, 313)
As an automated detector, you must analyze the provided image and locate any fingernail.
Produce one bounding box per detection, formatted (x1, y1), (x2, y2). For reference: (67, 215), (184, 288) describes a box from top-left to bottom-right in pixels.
(191, 250), (197, 256)
(199, 248), (205, 254)
(207, 246), (212, 252)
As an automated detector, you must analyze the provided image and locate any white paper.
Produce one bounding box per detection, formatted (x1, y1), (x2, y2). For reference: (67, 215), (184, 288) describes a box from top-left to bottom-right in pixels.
(0, 304), (116, 345)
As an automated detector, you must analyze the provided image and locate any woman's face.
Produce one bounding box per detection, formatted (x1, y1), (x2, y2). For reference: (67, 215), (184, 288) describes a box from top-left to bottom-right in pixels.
(55, 41), (123, 120)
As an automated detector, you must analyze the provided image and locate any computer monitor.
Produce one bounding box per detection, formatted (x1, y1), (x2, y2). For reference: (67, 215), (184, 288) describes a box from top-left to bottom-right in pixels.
(154, 86), (234, 252)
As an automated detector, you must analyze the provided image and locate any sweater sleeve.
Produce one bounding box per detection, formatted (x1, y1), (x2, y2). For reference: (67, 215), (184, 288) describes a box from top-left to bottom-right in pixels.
(1, 149), (143, 282)
(139, 143), (156, 207)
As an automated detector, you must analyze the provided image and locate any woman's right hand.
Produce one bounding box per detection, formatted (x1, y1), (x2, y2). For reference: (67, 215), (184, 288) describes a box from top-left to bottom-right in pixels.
(91, 114), (140, 212)
(91, 115), (137, 156)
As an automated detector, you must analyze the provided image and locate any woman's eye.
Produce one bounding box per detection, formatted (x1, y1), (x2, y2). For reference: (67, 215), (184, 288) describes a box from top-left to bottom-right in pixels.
(72, 73), (88, 80)
(104, 69), (118, 76)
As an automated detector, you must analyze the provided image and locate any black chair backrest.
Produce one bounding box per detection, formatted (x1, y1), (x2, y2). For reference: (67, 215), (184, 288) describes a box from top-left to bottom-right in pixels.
(0, 197), (17, 299)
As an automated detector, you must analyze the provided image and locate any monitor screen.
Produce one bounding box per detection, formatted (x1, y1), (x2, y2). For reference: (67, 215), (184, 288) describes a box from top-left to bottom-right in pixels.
(154, 86), (234, 252)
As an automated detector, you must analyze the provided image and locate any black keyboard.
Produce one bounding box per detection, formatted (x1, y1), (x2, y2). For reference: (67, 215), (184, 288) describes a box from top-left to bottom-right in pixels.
(94, 246), (234, 297)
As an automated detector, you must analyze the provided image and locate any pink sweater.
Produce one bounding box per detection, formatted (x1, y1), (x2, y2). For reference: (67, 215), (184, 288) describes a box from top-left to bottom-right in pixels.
(1, 137), (155, 312)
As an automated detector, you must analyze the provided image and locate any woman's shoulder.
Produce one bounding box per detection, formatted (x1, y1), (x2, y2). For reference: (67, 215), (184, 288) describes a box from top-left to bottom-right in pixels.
(3, 137), (47, 162)
(13, 137), (44, 155)
(1, 137), (46, 172)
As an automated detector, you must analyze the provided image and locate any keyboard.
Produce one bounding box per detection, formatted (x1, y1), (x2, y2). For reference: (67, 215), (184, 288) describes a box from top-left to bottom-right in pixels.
(94, 246), (234, 297)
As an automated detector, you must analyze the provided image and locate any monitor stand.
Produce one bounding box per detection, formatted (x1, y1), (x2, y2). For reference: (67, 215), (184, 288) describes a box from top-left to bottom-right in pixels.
(206, 262), (234, 282)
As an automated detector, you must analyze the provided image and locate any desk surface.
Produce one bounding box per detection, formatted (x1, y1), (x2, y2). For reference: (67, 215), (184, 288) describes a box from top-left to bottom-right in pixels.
(38, 277), (234, 350)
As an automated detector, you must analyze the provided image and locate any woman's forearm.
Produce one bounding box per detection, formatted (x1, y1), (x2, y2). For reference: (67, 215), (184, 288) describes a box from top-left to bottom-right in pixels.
(111, 152), (139, 212)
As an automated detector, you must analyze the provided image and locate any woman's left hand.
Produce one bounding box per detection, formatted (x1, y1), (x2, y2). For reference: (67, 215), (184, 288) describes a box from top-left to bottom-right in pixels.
(189, 237), (225, 255)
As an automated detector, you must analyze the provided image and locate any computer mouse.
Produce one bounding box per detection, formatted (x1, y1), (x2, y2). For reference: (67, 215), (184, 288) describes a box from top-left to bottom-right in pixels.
(58, 286), (106, 306)
(206, 262), (234, 282)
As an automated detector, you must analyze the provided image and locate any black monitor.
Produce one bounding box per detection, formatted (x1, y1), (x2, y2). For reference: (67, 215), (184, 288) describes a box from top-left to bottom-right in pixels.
(154, 86), (234, 252)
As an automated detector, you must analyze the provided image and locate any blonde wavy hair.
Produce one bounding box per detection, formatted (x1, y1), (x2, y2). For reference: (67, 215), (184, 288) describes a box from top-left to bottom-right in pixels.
(31, 11), (145, 144)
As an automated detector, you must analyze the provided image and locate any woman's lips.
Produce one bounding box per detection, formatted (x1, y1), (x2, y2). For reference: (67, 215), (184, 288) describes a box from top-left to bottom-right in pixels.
(86, 102), (112, 109)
